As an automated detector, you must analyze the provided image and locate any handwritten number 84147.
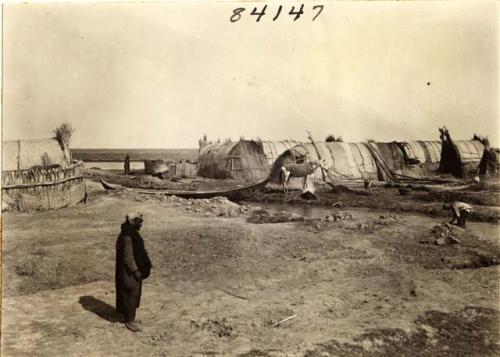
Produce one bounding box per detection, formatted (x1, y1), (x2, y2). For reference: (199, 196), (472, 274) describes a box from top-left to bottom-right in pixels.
(230, 4), (324, 23)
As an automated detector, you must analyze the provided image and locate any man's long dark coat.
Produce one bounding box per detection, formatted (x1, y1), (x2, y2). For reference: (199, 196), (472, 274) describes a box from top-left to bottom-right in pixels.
(115, 222), (152, 320)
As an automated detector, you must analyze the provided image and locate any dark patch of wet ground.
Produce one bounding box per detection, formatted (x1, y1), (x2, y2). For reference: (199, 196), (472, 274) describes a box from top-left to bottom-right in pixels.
(244, 186), (500, 224)
(381, 223), (500, 270)
(307, 307), (499, 357)
(239, 307), (499, 357)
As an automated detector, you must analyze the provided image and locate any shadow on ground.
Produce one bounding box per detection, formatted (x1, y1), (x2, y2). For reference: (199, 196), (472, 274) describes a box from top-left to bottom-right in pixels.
(79, 296), (123, 323)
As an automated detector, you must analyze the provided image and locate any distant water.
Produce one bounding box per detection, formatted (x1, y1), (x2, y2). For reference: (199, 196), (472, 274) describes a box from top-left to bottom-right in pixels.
(84, 161), (144, 170)
(72, 148), (198, 162)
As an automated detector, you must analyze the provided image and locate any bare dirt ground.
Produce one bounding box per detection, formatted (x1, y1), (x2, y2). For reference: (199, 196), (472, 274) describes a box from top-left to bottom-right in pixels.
(2, 177), (499, 356)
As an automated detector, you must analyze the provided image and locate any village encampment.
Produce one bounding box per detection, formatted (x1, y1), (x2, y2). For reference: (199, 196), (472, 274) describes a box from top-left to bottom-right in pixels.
(2, 138), (86, 211)
(269, 137), (487, 187)
(196, 140), (269, 180)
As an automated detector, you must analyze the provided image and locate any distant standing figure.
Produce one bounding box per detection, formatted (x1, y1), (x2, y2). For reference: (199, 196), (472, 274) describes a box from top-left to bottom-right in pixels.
(124, 155), (131, 175)
(116, 213), (152, 332)
(442, 202), (473, 227)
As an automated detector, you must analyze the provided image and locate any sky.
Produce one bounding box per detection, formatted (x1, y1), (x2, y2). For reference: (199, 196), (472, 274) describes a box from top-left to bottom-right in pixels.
(3, 1), (498, 148)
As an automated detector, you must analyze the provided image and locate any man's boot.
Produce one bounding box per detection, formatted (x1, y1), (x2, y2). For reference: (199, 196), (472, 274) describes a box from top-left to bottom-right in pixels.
(125, 321), (142, 332)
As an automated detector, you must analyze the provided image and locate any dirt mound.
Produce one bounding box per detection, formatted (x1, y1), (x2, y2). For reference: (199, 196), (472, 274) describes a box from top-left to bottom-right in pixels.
(335, 214), (403, 233)
(190, 318), (236, 338)
(321, 211), (353, 222)
(420, 223), (464, 246)
(137, 175), (164, 185)
(129, 193), (250, 218)
(248, 209), (304, 224)
(372, 214), (401, 226)
(388, 223), (500, 270)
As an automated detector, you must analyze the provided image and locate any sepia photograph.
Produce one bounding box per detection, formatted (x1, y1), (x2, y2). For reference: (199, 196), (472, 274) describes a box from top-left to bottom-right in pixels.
(1, 1), (499, 356)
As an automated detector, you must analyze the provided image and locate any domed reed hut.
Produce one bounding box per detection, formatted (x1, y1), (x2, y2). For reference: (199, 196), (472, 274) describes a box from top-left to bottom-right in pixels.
(197, 140), (270, 180)
(269, 142), (379, 185)
(396, 141), (442, 176)
(437, 128), (485, 178)
(2, 138), (86, 211)
(367, 141), (442, 179)
(364, 142), (406, 180)
(477, 138), (499, 175)
(269, 136), (486, 189)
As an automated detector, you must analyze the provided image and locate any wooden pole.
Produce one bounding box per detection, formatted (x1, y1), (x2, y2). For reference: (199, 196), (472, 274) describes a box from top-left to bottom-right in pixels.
(307, 130), (336, 187)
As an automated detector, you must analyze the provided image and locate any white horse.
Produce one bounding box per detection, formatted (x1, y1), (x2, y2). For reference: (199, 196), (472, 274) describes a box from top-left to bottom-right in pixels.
(279, 159), (326, 193)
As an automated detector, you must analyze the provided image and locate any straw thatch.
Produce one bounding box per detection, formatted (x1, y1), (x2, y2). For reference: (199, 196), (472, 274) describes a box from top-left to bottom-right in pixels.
(175, 161), (197, 178)
(2, 163), (86, 211)
(439, 139), (484, 178)
(197, 140), (270, 180)
(2, 138), (84, 211)
(478, 147), (499, 175)
(261, 140), (301, 165)
(396, 141), (442, 176)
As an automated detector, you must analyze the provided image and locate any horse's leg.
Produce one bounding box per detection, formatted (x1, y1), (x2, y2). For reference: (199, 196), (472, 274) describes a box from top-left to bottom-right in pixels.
(280, 167), (286, 193)
(303, 175), (308, 190)
(282, 168), (289, 193)
(284, 170), (291, 194)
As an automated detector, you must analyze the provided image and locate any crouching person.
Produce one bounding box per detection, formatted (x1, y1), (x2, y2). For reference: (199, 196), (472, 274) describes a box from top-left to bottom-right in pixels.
(442, 201), (473, 228)
(116, 213), (152, 332)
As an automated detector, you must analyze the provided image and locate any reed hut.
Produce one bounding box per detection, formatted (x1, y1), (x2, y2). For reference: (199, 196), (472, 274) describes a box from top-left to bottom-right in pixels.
(197, 140), (270, 180)
(2, 138), (86, 211)
(438, 128), (484, 178)
(396, 141), (442, 177)
(270, 142), (379, 185)
(477, 138), (499, 175)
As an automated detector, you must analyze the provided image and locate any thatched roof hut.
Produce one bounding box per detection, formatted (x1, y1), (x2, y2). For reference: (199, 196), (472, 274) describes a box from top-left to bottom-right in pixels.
(365, 142), (405, 179)
(439, 138), (484, 178)
(2, 138), (84, 211)
(2, 138), (70, 171)
(197, 140), (269, 180)
(396, 141), (442, 177)
(270, 142), (379, 184)
(478, 140), (499, 175)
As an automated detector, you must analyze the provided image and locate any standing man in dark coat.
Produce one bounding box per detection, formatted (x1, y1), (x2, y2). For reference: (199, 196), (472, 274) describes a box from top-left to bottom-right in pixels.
(124, 155), (131, 176)
(116, 213), (152, 332)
